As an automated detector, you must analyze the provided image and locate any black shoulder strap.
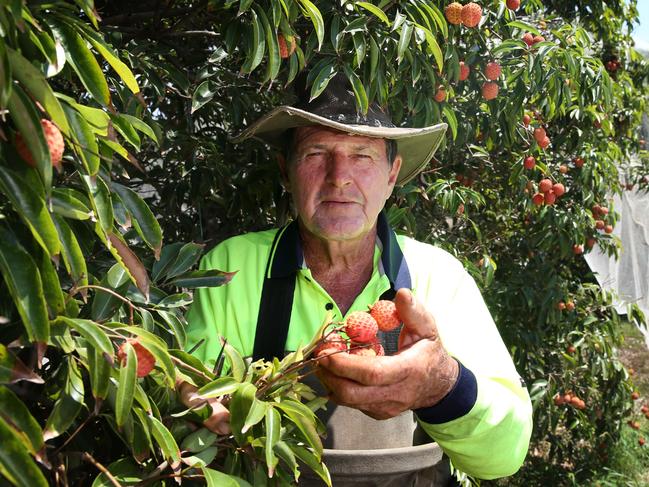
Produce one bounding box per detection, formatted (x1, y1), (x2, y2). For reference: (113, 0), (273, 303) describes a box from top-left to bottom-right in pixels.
(252, 230), (296, 361)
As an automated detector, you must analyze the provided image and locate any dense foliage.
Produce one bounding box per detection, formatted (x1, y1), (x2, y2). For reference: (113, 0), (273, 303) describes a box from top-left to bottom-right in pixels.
(1, 0), (649, 485)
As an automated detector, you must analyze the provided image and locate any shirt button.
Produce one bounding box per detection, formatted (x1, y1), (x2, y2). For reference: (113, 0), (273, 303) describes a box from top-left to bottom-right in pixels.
(325, 303), (334, 310)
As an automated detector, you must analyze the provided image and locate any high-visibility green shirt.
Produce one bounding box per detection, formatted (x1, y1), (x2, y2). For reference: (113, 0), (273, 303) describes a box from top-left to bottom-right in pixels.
(185, 218), (533, 479)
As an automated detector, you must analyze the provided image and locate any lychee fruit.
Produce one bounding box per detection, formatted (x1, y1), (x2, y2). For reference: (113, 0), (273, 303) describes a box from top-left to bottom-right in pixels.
(481, 82), (498, 100)
(369, 300), (401, 332)
(524, 156), (536, 170)
(595, 220), (605, 230)
(117, 339), (156, 378)
(314, 332), (348, 358)
(434, 86), (447, 102)
(444, 2), (463, 25)
(15, 119), (65, 170)
(573, 157), (584, 168)
(485, 62), (501, 80)
(523, 114), (531, 126)
(522, 33), (534, 46)
(559, 165), (568, 174)
(370, 340), (385, 356)
(567, 345), (576, 354)
(277, 33), (297, 59)
(566, 300), (575, 311)
(632, 391), (640, 401)
(344, 311), (378, 343)
(539, 136), (550, 149)
(534, 127), (546, 143)
(506, 0), (520, 10)
(461, 3), (482, 28)
(586, 237), (596, 248)
(556, 301), (566, 310)
(459, 61), (470, 81)
(552, 183), (565, 196)
(572, 244), (583, 255)
(604, 224), (613, 234)
(544, 190), (556, 205)
(539, 178), (552, 193)
(532, 35), (545, 44)
(532, 193), (544, 205)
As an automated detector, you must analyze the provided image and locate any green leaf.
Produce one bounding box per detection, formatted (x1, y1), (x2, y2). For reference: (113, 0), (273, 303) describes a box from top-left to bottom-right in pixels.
(52, 215), (89, 294)
(6, 47), (71, 137)
(167, 269), (237, 288)
(0, 417), (48, 487)
(155, 309), (187, 349)
(107, 232), (151, 300)
(50, 22), (111, 106)
(6, 83), (52, 193)
(91, 263), (129, 321)
(152, 242), (185, 282)
(222, 338), (246, 381)
(356, 2), (390, 25)
(507, 20), (540, 36)
(442, 105), (458, 140)
(91, 457), (142, 487)
(164, 242), (205, 279)
(0, 344), (44, 385)
(343, 65), (368, 114)
(116, 342), (137, 429)
(51, 188), (93, 220)
(119, 114), (159, 145)
(147, 415), (180, 463)
(289, 444), (331, 486)
(38, 251), (66, 317)
(43, 358), (84, 441)
(57, 94), (110, 135)
(0, 39), (11, 108)
(0, 386), (44, 453)
(230, 383), (257, 443)
(181, 428), (219, 453)
(0, 231), (50, 343)
(197, 376), (241, 399)
(309, 61), (337, 101)
(240, 10), (265, 74)
(54, 317), (113, 356)
(0, 166), (61, 258)
(202, 467), (253, 487)
(88, 345), (111, 401)
(80, 27), (140, 94)
(241, 398), (269, 434)
(62, 103), (100, 175)
(255, 6), (280, 82)
(111, 182), (163, 259)
(191, 79), (218, 113)
(82, 175), (113, 235)
(298, 0), (324, 50)
(111, 113), (141, 150)
(275, 400), (322, 457)
(397, 20), (413, 63)
(264, 406), (281, 477)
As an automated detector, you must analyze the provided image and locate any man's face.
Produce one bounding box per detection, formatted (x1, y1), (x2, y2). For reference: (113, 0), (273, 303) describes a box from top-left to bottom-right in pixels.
(281, 126), (401, 242)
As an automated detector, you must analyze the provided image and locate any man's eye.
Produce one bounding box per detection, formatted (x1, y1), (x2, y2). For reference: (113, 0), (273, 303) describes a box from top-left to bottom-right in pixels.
(353, 154), (371, 160)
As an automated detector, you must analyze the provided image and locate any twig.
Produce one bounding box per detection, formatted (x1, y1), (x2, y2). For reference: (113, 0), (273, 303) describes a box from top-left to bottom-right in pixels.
(170, 355), (213, 382)
(53, 412), (96, 456)
(71, 284), (139, 319)
(81, 452), (122, 487)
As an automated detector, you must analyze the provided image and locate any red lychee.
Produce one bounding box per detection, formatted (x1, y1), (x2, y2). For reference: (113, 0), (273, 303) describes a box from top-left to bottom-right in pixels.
(344, 311), (378, 343)
(523, 114), (531, 126)
(552, 183), (565, 196)
(524, 156), (536, 170)
(459, 61), (470, 81)
(314, 332), (348, 358)
(572, 244), (583, 255)
(539, 178), (553, 193)
(532, 193), (544, 205)
(604, 224), (613, 234)
(444, 2), (463, 25)
(277, 33), (296, 59)
(539, 136), (550, 150)
(506, 0), (520, 10)
(481, 82), (499, 100)
(461, 3), (482, 28)
(369, 300), (401, 332)
(595, 220), (605, 230)
(434, 87), (447, 102)
(573, 157), (584, 168)
(532, 35), (545, 44)
(544, 190), (556, 205)
(117, 339), (156, 378)
(485, 62), (502, 80)
(15, 119), (65, 170)
(534, 127), (546, 143)
(522, 33), (534, 47)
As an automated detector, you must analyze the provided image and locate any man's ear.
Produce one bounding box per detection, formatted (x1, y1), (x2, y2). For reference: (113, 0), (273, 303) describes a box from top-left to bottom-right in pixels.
(387, 155), (402, 193)
(277, 153), (291, 192)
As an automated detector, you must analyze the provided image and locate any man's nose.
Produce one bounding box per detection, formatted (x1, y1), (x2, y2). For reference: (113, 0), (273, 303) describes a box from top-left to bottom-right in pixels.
(325, 153), (353, 187)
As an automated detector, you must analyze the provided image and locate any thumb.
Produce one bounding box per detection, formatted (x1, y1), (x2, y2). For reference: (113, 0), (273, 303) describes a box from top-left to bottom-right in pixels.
(394, 288), (437, 343)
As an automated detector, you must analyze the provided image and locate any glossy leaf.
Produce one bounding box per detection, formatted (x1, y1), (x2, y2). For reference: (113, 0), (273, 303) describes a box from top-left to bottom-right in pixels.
(91, 264), (130, 321)
(202, 467), (252, 487)
(51, 188), (93, 220)
(241, 398), (269, 434)
(82, 175), (113, 235)
(62, 103), (100, 175)
(0, 386), (44, 453)
(0, 231), (50, 343)
(152, 242), (185, 282)
(181, 428), (219, 453)
(111, 182), (163, 259)
(147, 415), (180, 463)
(38, 251), (66, 317)
(52, 215), (89, 294)
(167, 269), (237, 288)
(50, 22), (111, 106)
(87, 345), (111, 401)
(0, 417), (48, 487)
(264, 406), (281, 477)
(115, 341), (137, 429)
(0, 344), (44, 385)
(54, 317), (113, 357)
(197, 377), (240, 399)
(43, 358), (84, 441)
(107, 232), (150, 300)
(289, 444), (331, 486)
(164, 242), (205, 280)
(298, 0), (324, 49)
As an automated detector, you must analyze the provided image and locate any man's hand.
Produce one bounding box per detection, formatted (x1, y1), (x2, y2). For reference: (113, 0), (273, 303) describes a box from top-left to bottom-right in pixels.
(177, 381), (232, 435)
(316, 288), (459, 420)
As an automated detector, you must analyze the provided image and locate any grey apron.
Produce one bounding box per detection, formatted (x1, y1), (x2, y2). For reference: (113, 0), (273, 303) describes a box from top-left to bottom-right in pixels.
(253, 218), (450, 486)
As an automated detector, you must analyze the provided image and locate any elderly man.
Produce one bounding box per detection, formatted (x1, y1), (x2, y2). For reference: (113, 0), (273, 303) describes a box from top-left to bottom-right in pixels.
(183, 74), (532, 484)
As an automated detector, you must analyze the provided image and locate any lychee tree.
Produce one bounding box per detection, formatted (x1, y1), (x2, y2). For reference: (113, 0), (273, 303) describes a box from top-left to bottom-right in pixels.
(1, 0), (649, 485)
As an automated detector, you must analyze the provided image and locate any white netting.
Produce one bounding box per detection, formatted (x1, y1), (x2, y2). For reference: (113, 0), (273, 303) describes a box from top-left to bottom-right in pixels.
(584, 188), (649, 346)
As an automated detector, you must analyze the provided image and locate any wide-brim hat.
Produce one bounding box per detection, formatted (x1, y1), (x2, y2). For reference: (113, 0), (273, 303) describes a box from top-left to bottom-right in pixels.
(231, 73), (447, 185)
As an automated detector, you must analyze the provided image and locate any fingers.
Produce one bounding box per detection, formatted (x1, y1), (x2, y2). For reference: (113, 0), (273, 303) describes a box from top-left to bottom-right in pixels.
(394, 288), (438, 341)
(204, 400), (232, 435)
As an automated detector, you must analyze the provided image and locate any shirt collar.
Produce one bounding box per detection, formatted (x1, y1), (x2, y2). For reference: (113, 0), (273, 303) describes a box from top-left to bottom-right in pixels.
(268, 211), (412, 291)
